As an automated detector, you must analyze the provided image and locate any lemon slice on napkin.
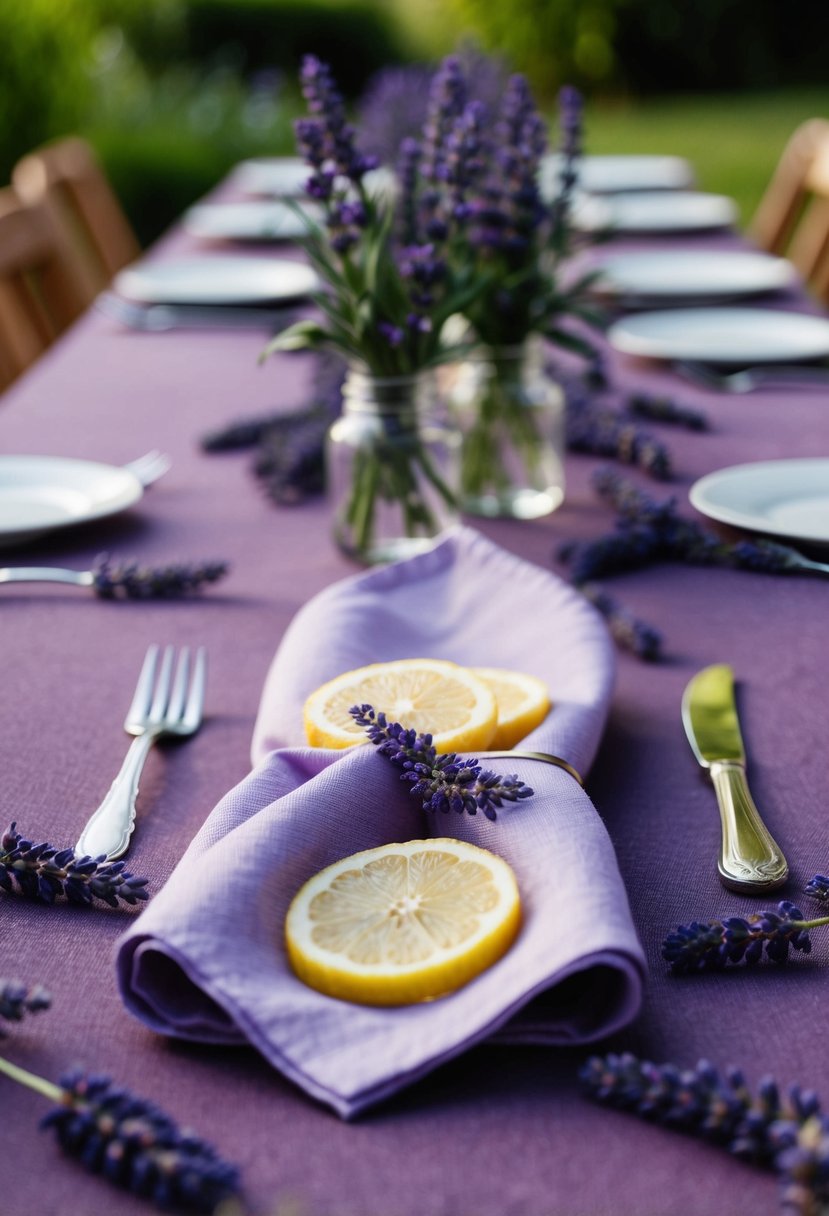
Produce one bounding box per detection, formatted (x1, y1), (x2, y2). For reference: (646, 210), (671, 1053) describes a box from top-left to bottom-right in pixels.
(285, 839), (521, 1006)
(303, 658), (498, 753)
(472, 667), (552, 750)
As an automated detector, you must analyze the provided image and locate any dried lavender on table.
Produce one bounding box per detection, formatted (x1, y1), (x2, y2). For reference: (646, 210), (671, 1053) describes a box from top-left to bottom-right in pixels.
(662, 900), (825, 974)
(581, 1053), (829, 1216)
(0, 822), (149, 908)
(92, 555), (228, 600)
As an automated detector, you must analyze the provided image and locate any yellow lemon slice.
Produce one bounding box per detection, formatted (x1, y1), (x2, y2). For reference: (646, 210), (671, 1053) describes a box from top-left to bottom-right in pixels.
(285, 839), (521, 1006)
(303, 658), (498, 753)
(471, 667), (552, 750)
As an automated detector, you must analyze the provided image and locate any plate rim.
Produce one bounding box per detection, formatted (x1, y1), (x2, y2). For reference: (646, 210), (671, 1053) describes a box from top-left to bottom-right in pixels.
(593, 250), (796, 300)
(689, 457), (829, 543)
(182, 200), (312, 242)
(607, 305), (829, 364)
(0, 454), (144, 544)
(575, 189), (737, 233)
(113, 255), (319, 306)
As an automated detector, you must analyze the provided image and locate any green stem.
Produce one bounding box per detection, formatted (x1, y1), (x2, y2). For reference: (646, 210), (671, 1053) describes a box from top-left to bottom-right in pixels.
(0, 1052), (63, 1103)
(792, 916), (829, 930)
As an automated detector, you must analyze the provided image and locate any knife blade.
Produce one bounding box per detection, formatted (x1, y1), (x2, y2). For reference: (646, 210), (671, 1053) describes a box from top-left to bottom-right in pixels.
(681, 663), (788, 893)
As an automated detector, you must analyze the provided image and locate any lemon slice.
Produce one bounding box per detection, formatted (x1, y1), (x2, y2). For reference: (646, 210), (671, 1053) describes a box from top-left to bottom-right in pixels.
(285, 839), (521, 1005)
(303, 658), (498, 753)
(471, 667), (552, 750)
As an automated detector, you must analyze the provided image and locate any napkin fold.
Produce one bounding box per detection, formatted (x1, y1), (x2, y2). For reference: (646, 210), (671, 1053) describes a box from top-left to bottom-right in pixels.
(116, 526), (645, 1118)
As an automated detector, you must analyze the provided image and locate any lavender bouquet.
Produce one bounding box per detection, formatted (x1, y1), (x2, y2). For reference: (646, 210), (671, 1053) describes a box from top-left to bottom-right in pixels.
(440, 73), (600, 517)
(262, 55), (486, 564)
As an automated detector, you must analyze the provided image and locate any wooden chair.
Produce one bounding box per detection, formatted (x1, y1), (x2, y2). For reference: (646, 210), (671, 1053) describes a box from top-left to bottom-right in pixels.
(12, 137), (140, 292)
(0, 187), (99, 391)
(749, 117), (829, 304)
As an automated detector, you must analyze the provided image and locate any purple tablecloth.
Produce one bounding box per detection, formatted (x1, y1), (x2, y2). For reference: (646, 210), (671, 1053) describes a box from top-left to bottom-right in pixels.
(2, 187), (829, 1216)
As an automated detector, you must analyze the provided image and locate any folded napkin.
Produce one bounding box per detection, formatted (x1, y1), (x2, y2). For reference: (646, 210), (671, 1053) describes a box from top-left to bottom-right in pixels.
(116, 526), (645, 1118)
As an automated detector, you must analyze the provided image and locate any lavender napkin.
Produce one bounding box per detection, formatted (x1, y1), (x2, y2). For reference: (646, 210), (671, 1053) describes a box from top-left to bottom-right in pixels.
(116, 526), (645, 1118)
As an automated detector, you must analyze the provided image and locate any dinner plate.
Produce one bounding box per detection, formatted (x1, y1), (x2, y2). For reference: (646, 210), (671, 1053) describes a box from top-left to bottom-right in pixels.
(182, 200), (321, 243)
(607, 307), (829, 366)
(233, 157), (309, 197)
(593, 250), (797, 305)
(573, 190), (738, 234)
(690, 459), (829, 544)
(113, 257), (318, 306)
(540, 152), (694, 196)
(0, 456), (143, 547)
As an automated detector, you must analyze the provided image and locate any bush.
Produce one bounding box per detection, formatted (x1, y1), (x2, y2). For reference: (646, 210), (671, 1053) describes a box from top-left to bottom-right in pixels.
(180, 0), (411, 96)
(443, 0), (829, 98)
(0, 0), (96, 178)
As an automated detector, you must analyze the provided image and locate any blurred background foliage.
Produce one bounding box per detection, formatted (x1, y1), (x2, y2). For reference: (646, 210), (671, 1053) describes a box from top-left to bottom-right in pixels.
(1, 0), (828, 246)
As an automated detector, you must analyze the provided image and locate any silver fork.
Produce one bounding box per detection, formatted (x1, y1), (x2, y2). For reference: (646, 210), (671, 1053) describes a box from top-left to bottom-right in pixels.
(75, 644), (207, 861)
(674, 359), (829, 393)
(123, 450), (171, 488)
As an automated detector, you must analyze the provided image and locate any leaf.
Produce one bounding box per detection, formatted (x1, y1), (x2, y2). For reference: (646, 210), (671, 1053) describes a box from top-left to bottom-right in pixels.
(259, 321), (330, 360)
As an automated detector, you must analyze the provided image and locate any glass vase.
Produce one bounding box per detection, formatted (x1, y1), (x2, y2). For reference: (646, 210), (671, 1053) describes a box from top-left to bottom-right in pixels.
(449, 336), (566, 519)
(326, 366), (461, 565)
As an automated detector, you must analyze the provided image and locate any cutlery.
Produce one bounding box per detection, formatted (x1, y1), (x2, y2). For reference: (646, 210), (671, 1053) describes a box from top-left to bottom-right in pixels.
(674, 359), (829, 393)
(75, 644), (207, 861)
(95, 291), (299, 333)
(681, 663), (788, 893)
(123, 450), (171, 487)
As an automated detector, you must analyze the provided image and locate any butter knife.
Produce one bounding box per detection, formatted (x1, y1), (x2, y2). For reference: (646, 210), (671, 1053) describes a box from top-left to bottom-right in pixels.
(681, 663), (788, 893)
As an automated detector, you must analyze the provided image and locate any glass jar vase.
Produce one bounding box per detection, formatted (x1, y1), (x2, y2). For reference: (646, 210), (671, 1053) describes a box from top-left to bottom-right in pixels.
(448, 336), (566, 519)
(326, 365), (461, 565)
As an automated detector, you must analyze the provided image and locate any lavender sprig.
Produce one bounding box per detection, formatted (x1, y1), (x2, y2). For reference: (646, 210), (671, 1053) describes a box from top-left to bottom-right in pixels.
(564, 377), (672, 481)
(805, 875), (829, 904)
(0, 822), (149, 908)
(0, 1056), (240, 1213)
(626, 392), (709, 431)
(581, 1053), (829, 1216)
(558, 468), (821, 584)
(578, 582), (663, 661)
(0, 980), (51, 1030)
(350, 704), (533, 821)
(662, 901), (827, 974)
(92, 556), (228, 600)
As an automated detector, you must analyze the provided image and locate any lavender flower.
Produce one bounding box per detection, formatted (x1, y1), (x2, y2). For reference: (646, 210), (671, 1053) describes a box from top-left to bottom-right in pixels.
(549, 85), (583, 254)
(298, 55), (376, 186)
(662, 901), (824, 974)
(772, 1116), (829, 1216)
(578, 582), (663, 660)
(580, 1052), (820, 1162)
(350, 704), (534, 822)
(0, 822), (149, 908)
(626, 392), (709, 431)
(565, 386), (672, 481)
(0, 980), (51, 1030)
(38, 1068), (240, 1212)
(805, 875), (829, 904)
(91, 556), (228, 599)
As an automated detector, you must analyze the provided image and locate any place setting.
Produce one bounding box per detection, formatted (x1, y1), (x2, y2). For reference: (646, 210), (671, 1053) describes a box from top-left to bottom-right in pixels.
(95, 253), (319, 334)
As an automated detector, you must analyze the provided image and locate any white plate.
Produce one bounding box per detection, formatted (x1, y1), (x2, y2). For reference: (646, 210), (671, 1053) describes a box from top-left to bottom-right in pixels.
(573, 190), (737, 234)
(233, 157), (309, 197)
(183, 200), (322, 243)
(593, 250), (797, 305)
(541, 152), (694, 197)
(690, 459), (829, 544)
(0, 456), (144, 547)
(113, 257), (318, 306)
(234, 158), (395, 202)
(607, 307), (829, 366)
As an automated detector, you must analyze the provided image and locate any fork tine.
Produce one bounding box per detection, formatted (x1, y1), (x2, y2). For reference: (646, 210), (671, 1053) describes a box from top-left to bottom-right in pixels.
(181, 647), (207, 732)
(149, 645), (175, 719)
(166, 647), (190, 722)
(124, 644), (160, 724)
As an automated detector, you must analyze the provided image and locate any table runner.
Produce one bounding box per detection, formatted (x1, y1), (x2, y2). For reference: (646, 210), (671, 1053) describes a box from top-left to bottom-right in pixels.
(1, 181), (828, 1214)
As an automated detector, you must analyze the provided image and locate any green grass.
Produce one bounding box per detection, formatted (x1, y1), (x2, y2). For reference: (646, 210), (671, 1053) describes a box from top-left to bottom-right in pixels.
(582, 87), (829, 226)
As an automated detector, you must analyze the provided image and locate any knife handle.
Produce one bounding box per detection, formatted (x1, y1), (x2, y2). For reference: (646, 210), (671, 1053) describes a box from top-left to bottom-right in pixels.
(709, 760), (789, 892)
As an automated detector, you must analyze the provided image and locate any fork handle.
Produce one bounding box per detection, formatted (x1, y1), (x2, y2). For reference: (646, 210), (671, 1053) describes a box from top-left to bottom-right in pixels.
(75, 733), (157, 861)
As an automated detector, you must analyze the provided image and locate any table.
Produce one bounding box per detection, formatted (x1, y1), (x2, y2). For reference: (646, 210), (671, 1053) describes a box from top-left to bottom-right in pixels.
(2, 188), (828, 1216)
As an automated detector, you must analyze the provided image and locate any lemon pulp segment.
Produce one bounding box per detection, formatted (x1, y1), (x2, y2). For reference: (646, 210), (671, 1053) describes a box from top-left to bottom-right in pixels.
(303, 658), (498, 753)
(472, 666), (552, 750)
(285, 839), (521, 1005)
